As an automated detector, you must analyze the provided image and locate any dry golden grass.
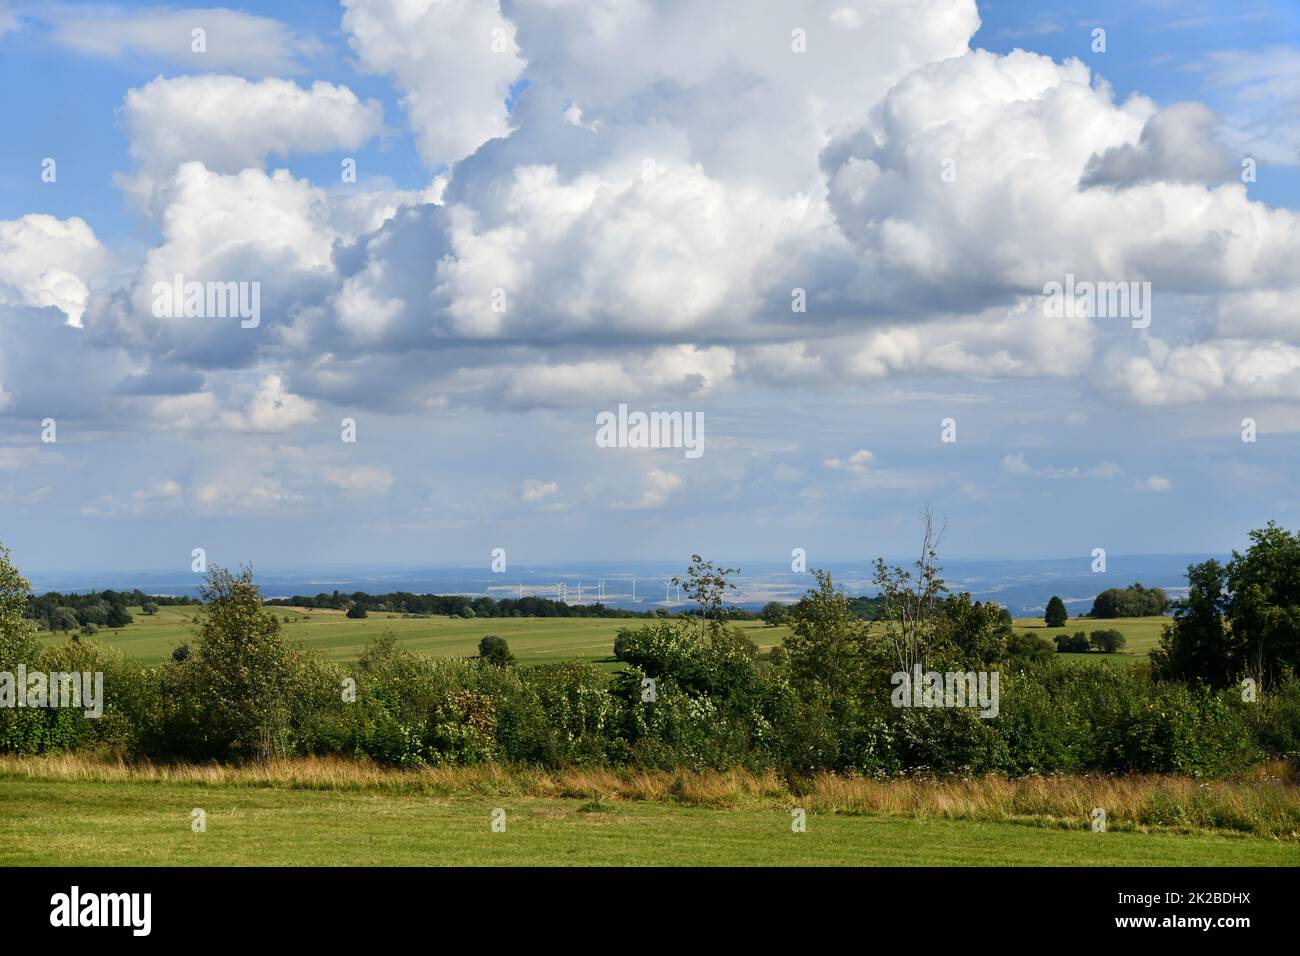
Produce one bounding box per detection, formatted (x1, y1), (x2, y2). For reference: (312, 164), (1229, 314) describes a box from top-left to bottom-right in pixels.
(3, 754), (1297, 838)
(803, 764), (1300, 836)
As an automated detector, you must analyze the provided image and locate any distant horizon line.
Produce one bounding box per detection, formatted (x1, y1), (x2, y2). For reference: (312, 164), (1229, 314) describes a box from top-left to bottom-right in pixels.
(21, 551), (1231, 578)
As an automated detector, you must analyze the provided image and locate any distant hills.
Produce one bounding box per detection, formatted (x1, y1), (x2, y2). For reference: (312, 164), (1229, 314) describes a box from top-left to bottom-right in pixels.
(26, 553), (1221, 617)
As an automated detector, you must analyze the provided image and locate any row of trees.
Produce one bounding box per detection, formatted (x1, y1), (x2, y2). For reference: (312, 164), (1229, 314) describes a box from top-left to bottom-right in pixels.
(761, 593), (885, 626)
(1044, 581), (1170, 628)
(267, 590), (678, 620)
(25, 588), (191, 632)
(30, 599), (134, 632)
(1154, 522), (1300, 689)
(1053, 629), (1127, 654)
(1036, 523), (1300, 687)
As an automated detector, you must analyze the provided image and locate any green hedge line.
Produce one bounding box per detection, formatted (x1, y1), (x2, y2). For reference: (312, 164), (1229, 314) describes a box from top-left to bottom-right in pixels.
(3, 623), (1296, 778)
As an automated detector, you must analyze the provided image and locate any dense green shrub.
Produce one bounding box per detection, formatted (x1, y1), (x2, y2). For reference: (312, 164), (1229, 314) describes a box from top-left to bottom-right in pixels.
(477, 635), (514, 666)
(1054, 631), (1091, 653)
(1090, 629), (1126, 653)
(1090, 583), (1169, 618)
(3, 621), (1291, 777)
(614, 619), (759, 699)
(893, 705), (1010, 774)
(183, 567), (292, 761)
(1005, 632), (1054, 664)
(105, 604), (133, 629)
(283, 649), (354, 757)
(1245, 680), (1300, 759)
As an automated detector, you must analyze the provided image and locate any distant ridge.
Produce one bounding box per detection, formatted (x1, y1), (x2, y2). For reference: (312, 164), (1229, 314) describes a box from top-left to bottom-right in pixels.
(26, 553), (1222, 617)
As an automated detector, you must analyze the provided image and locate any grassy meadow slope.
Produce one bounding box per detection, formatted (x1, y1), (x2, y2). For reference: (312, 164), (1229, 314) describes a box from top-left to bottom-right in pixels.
(1011, 616), (1168, 665)
(36, 604), (791, 666)
(2, 757), (1295, 866)
(35, 605), (1170, 668)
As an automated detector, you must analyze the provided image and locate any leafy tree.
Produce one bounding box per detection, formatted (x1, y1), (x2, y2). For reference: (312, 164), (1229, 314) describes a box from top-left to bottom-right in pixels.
(760, 601), (787, 626)
(672, 554), (740, 638)
(0, 543), (39, 669)
(346, 604), (368, 619)
(141, 602), (159, 616)
(1090, 583), (1169, 618)
(477, 635), (514, 666)
(1224, 522), (1300, 688)
(105, 604), (133, 628)
(1054, 631), (1091, 653)
(172, 644), (191, 663)
(784, 571), (871, 713)
(614, 618), (758, 698)
(1005, 631), (1054, 664)
(1152, 559), (1233, 687)
(77, 600), (109, 627)
(846, 594), (887, 620)
(933, 594), (1008, 668)
(189, 566), (291, 760)
(1089, 629), (1126, 653)
(51, 607), (80, 632)
(1044, 596), (1068, 628)
(1153, 523), (1300, 688)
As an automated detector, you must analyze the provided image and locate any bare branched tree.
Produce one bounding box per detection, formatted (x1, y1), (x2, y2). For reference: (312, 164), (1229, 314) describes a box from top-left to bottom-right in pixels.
(872, 506), (948, 673)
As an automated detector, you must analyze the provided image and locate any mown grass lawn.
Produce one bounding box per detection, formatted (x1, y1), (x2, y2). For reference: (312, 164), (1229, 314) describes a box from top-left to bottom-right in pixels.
(1, 777), (1294, 866)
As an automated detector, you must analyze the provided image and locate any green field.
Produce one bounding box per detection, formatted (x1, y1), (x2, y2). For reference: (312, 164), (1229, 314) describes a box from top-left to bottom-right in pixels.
(38, 605), (790, 667)
(1, 776), (1292, 866)
(39, 605), (1169, 668)
(1011, 616), (1168, 666)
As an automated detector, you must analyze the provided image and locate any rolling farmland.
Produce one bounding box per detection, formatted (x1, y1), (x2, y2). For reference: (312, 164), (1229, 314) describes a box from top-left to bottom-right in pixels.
(35, 605), (1171, 668)
(36, 604), (791, 666)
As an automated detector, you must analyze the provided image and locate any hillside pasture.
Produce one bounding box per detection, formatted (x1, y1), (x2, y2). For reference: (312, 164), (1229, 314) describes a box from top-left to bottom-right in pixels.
(35, 605), (1170, 668)
(37, 604), (791, 666)
(1011, 615), (1168, 666)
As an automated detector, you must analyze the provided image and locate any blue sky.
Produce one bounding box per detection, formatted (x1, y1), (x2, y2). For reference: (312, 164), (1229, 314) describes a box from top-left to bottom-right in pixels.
(974, 0), (1300, 206)
(0, 0), (1297, 575)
